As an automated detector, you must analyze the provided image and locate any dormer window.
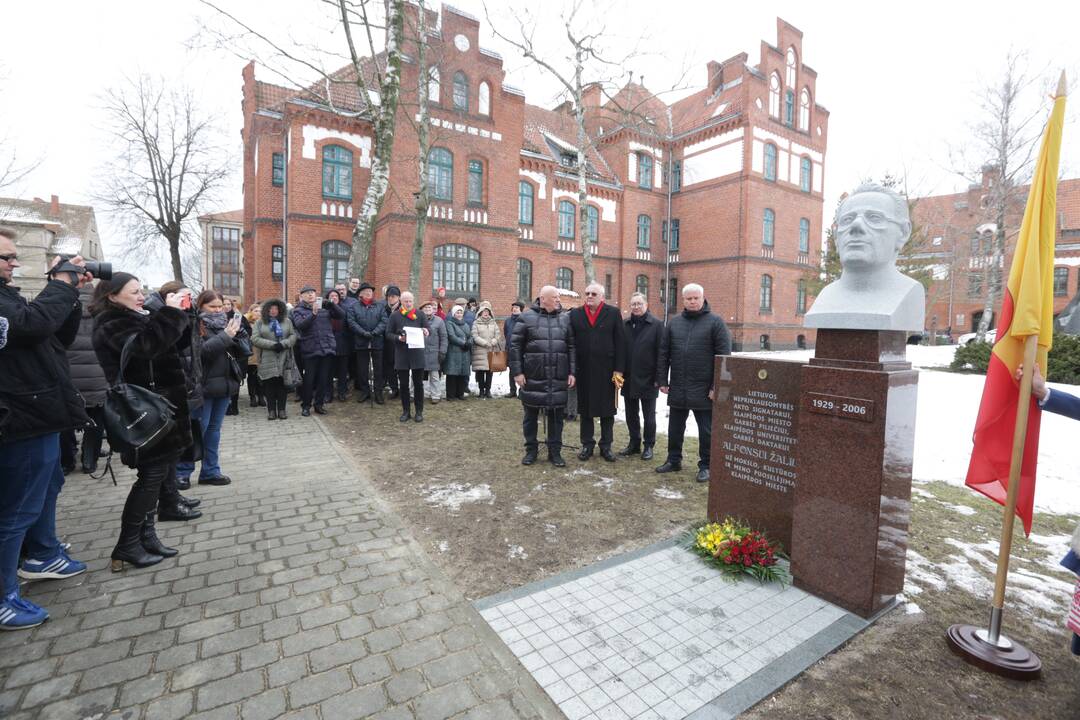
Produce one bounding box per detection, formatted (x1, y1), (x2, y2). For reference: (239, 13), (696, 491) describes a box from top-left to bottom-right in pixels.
(560, 152), (577, 168)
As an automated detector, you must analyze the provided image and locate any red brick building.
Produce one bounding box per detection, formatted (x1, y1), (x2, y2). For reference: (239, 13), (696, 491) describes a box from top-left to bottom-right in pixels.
(237, 8), (827, 349)
(911, 169), (1080, 336)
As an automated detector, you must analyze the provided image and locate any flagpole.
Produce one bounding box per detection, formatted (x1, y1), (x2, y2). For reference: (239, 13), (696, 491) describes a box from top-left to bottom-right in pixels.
(983, 333), (1038, 645)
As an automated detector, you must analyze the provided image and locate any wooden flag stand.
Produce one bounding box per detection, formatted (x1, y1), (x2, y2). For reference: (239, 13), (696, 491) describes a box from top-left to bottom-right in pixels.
(946, 334), (1042, 680)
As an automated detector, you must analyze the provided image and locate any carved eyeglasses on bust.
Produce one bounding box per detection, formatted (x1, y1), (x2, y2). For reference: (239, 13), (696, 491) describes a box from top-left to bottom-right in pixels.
(836, 210), (902, 230)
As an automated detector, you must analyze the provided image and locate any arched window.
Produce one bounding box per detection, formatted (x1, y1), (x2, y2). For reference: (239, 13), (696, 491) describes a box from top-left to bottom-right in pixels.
(467, 159), (484, 204)
(635, 274), (649, 300)
(517, 258), (532, 301)
(796, 279), (807, 314)
(637, 214), (651, 249)
(763, 208), (775, 247)
(556, 267), (573, 291)
(784, 89), (795, 126)
(638, 153), (653, 190)
(322, 145), (353, 199)
(800, 157), (812, 192)
(769, 72), (781, 117)
(786, 47), (797, 87)
(453, 71), (468, 112)
(321, 240), (351, 290)
(585, 205), (599, 245)
(518, 181), (534, 225)
(427, 148), (452, 200)
(1054, 267), (1070, 296)
(760, 275), (773, 311)
(763, 143), (777, 181)
(427, 67), (440, 103)
(478, 81), (491, 116)
(796, 334), (807, 350)
(558, 200), (575, 238)
(799, 88), (811, 130)
(799, 218), (810, 253)
(433, 243), (480, 295)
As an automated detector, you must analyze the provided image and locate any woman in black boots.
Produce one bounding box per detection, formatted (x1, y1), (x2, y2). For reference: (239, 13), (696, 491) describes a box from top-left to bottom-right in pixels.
(386, 291), (428, 422)
(91, 273), (192, 571)
(251, 299), (297, 420)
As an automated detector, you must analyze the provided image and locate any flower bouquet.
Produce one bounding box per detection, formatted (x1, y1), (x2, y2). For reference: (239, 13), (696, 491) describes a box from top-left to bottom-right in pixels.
(683, 517), (790, 585)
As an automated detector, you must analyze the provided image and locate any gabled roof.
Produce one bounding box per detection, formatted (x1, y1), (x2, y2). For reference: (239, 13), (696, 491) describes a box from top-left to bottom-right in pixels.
(522, 103), (617, 184)
(0, 196), (101, 257)
(669, 83), (744, 137)
(253, 55), (383, 116)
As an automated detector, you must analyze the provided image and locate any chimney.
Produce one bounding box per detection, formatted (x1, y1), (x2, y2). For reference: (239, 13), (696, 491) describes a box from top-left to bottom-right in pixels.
(707, 61), (723, 94)
(582, 83), (602, 109)
(50, 195), (60, 216)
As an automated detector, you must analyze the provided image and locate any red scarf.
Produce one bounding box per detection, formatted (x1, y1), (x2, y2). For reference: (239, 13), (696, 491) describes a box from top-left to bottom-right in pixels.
(401, 307), (417, 321)
(361, 297), (373, 306)
(584, 302), (604, 327)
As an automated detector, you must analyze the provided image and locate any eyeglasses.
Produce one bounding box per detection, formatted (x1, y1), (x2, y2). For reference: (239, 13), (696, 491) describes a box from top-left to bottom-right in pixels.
(584, 291), (601, 296)
(836, 210), (903, 230)
(0, 254), (17, 262)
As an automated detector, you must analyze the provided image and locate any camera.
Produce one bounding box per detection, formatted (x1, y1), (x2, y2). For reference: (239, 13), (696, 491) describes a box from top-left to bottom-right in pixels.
(47, 254), (112, 281)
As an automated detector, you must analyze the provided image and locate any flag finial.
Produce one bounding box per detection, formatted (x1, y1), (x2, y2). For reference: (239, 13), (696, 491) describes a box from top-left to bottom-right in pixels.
(1055, 70), (1067, 98)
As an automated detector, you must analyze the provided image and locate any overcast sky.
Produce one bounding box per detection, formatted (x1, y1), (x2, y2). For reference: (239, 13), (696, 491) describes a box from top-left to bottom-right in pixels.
(4, 0), (1080, 286)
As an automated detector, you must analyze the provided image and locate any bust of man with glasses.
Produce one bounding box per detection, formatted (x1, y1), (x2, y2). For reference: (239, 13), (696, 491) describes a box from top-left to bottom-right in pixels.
(804, 183), (925, 331)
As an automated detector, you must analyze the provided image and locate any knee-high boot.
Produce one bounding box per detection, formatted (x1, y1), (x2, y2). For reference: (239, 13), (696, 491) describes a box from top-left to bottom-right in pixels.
(141, 512), (178, 557)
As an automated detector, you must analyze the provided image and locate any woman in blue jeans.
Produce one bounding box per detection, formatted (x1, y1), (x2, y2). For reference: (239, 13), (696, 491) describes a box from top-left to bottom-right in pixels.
(176, 290), (247, 487)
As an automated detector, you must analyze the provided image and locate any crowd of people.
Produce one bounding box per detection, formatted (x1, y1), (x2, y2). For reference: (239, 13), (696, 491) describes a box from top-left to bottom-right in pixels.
(0, 219), (730, 631)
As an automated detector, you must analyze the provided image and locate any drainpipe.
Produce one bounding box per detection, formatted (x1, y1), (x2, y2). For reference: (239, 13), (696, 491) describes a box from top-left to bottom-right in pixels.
(663, 106), (673, 325)
(282, 120), (290, 299)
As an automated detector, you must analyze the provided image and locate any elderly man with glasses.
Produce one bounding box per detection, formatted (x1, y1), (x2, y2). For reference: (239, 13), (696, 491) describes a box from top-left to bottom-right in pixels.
(568, 283), (627, 463)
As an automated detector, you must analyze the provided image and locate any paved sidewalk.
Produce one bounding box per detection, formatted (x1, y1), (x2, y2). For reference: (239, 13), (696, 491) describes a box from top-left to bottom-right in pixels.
(0, 406), (562, 720)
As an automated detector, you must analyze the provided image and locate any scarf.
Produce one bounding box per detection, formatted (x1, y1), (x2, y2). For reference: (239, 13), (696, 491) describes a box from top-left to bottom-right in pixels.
(361, 296), (374, 306)
(269, 317), (283, 339)
(584, 302), (604, 327)
(200, 311), (228, 332)
(0, 316), (7, 350)
(400, 306), (417, 321)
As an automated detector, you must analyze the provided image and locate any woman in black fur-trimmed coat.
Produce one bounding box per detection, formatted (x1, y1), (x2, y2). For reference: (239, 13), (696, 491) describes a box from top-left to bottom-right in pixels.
(91, 273), (192, 572)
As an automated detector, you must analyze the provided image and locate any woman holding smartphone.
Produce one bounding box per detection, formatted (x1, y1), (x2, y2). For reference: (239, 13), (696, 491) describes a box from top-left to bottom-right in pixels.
(292, 284), (344, 416)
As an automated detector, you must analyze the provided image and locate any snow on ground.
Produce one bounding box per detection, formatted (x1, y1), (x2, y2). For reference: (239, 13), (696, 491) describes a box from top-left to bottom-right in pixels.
(423, 482), (494, 511)
(483, 343), (1080, 515)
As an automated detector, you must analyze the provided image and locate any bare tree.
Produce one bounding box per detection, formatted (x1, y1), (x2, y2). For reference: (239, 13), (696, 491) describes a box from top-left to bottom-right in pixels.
(950, 52), (1046, 340)
(198, 0), (405, 283)
(96, 74), (231, 283)
(408, 0), (433, 294)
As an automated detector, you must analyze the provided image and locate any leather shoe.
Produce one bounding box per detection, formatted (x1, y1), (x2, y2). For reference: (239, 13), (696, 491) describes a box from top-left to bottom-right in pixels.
(578, 446), (594, 461)
(198, 475), (231, 486)
(176, 476), (191, 491)
(158, 502), (203, 521)
(600, 449), (617, 462)
(178, 495), (201, 508)
(356, 393), (370, 404)
(696, 468), (710, 483)
(314, 406), (328, 415)
(374, 392), (385, 405)
(301, 408), (311, 417)
(618, 445), (640, 457)
(655, 461), (682, 474)
(399, 413), (411, 422)
(549, 451), (566, 467)
(414, 413), (423, 423)
(642, 446), (654, 461)
(522, 450), (538, 466)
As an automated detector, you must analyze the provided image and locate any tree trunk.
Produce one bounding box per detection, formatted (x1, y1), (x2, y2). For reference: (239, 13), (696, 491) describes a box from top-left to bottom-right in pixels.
(573, 50), (595, 285)
(409, 1), (430, 295)
(349, 0), (405, 281)
(169, 233), (184, 283)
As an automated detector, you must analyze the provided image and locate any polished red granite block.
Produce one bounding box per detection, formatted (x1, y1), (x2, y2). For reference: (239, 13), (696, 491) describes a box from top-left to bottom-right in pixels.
(790, 329), (917, 618)
(709, 356), (803, 552)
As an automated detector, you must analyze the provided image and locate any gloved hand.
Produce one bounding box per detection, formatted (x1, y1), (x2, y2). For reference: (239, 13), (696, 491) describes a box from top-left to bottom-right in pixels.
(438, 353), (446, 365)
(273, 342), (284, 352)
(612, 371), (624, 390)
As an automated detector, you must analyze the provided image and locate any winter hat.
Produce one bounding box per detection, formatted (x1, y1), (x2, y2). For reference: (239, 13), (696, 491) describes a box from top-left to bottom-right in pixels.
(386, 285), (401, 298)
(300, 284), (316, 294)
(478, 300), (493, 318)
(454, 297), (467, 306)
(419, 298), (435, 309)
(359, 282), (375, 292)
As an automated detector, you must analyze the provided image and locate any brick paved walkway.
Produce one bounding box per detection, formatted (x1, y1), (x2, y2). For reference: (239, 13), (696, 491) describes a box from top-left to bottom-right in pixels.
(0, 406), (563, 720)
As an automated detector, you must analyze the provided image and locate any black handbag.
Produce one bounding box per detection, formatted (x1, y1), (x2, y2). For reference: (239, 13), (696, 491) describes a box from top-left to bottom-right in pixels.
(102, 335), (177, 459)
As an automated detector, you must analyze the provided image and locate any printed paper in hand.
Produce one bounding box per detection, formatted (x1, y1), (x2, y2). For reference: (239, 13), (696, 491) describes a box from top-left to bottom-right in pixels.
(405, 326), (425, 349)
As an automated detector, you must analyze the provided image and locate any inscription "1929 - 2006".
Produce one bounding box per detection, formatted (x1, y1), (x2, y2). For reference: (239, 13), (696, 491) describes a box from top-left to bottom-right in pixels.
(805, 392), (875, 423)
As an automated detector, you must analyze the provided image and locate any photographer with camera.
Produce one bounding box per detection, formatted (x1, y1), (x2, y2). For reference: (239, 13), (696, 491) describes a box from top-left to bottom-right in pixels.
(0, 229), (93, 630)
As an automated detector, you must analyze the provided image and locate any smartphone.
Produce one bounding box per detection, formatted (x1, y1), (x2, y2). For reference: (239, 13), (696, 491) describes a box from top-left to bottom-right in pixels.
(180, 294), (192, 311)
(315, 296), (323, 309)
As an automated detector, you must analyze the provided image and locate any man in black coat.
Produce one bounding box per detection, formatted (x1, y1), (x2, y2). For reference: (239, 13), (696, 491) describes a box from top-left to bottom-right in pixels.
(568, 283), (627, 462)
(347, 282), (387, 404)
(656, 282), (731, 482)
(510, 285), (576, 467)
(619, 292), (662, 461)
(0, 231), (91, 629)
(503, 301), (525, 398)
(381, 285), (402, 399)
(66, 284), (110, 473)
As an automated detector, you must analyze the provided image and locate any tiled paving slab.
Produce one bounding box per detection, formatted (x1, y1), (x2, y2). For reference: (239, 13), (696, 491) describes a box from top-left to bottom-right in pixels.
(477, 541), (874, 720)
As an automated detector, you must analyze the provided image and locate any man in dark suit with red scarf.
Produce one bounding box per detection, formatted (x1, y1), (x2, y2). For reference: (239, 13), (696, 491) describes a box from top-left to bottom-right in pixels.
(568, 283), (627, 462)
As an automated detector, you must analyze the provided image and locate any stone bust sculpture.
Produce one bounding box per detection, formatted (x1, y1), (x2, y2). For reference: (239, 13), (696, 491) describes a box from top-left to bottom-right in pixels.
(804, 183), (925, 332)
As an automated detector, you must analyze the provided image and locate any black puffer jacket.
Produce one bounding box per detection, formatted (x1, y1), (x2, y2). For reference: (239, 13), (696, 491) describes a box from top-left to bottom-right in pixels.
(293, 300), (343, 357)
(656, 301), (731, 410)
(509, 303), (576, 409)
(67, 285), (109, 407)
(0, 278), (89, 443)
(92, 304), (192, 467)
(199, 319), (246, 399)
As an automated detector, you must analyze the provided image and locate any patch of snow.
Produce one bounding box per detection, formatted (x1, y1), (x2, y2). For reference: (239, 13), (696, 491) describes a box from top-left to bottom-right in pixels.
(942, 503), (978, 516)
(567, 468), (595, 477)
(593, 477), (616, 492)
(435, 540), (449, 553)
(653, 487), (684, 500)
(514, 505), (533, 515)
(911, 487), (935, 499)
(904, 549), (947, 594)
(423, 483), (494, 511)
(507, 544), (528, 560)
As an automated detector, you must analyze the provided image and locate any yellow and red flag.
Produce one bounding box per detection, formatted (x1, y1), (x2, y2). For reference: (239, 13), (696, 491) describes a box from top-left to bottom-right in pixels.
(965, 76), (1066, 535)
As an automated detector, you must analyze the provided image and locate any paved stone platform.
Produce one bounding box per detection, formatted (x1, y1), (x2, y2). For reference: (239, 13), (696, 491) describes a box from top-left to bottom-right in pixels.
(0, 406), (561, 720)
(476, 542), (869, 720)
